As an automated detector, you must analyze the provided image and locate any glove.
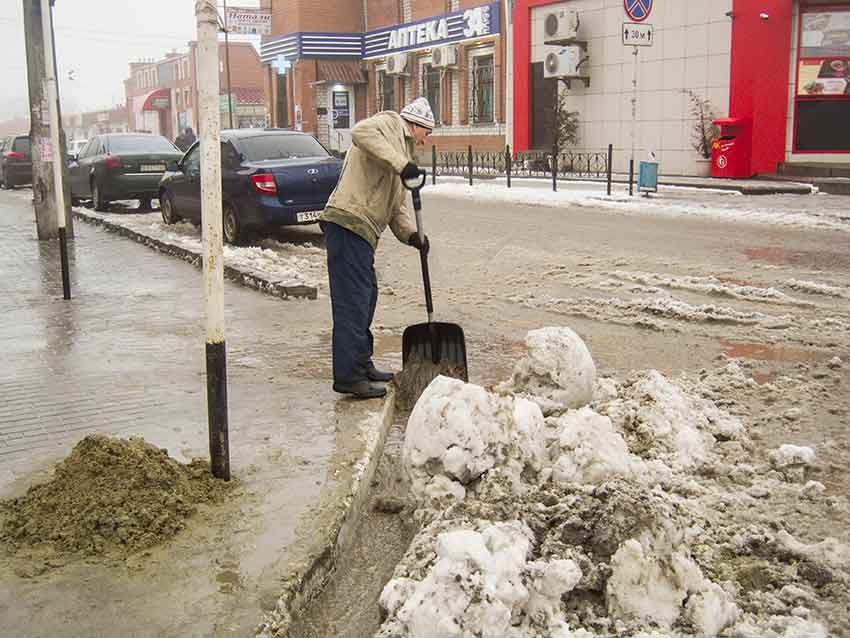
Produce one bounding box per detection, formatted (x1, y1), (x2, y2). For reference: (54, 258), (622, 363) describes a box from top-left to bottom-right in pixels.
(400, 162), (420, 181)
(408, 232), (430, 255)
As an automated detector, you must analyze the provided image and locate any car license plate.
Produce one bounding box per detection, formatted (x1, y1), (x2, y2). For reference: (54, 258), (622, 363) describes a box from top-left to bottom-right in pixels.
(296, 210), (322, 223)
(140, 163), (166, 172)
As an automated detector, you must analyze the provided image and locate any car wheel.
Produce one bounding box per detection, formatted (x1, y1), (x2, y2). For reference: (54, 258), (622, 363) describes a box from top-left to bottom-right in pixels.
(2, 175), (13, 190)
(223, 201), (242, 245)
(160, 191), (180, 225)
(92, 180), (109, 212)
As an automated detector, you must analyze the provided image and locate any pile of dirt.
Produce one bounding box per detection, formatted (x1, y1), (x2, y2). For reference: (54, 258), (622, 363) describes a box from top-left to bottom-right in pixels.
(0, 435), (231, 557)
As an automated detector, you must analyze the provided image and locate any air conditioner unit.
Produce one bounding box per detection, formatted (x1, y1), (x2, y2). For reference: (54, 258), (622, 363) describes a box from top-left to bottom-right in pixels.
(431, 45), (458, 68)
(386, 53), (409, 75)
(543, 46), (588, 80)
(543, 9), (580, 45)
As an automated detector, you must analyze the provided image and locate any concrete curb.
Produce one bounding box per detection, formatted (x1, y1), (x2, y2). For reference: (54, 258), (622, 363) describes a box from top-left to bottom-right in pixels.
(72, 209), (318, 301)
(255, 388), (396, 638)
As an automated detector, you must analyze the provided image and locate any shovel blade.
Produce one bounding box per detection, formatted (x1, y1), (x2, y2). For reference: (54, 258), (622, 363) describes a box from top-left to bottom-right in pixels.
(402, 322), (468, 382)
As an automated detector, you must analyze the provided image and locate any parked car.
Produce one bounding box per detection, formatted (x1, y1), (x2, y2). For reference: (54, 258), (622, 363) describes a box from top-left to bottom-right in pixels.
(0, 134), (33, 189)
(158, 129), (343, 244)
(68, 133), (183, 211)
(67, 139), (88, 160)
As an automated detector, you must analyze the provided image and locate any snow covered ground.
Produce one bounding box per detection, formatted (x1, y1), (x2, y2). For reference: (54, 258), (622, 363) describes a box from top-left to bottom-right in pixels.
(377, 328), (850, 638)
(74, 205), (327, 290)
(425, 179), (850, 233)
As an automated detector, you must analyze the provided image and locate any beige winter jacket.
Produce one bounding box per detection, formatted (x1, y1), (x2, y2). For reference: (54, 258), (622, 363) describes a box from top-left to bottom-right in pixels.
(321, 111), (417, 249)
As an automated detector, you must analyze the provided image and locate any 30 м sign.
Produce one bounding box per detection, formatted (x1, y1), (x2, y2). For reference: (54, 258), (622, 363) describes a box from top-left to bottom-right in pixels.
(363, 2), (500, 59)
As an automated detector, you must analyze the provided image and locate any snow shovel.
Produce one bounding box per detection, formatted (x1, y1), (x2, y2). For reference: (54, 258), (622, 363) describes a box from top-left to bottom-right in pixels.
(401, 169), (468, 383)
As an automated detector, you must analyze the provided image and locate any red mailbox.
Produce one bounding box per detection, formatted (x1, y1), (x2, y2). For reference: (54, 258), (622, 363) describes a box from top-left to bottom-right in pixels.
(711, 117), (753, 179)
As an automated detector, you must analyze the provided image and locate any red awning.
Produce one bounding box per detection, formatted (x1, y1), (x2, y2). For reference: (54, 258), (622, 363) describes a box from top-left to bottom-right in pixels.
(140, 88), (171, 111)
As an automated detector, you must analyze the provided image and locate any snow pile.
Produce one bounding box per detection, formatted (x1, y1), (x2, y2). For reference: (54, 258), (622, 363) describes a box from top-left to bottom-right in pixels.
(377, 520), (587, 638)
(605, 535), (738, 635)
(76, 209), (326, 288)
(599, 370), (745, 469)
(770, 444), (816, 468)
(500, 327), (596, 415)
(403, 376), (546, 504)
(380, 327), (847, 638)
(548, 408), (646, 485)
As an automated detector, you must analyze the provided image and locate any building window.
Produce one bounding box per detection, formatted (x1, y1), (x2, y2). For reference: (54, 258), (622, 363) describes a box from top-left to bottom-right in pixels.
(421, 63), (441, 124)
(471, 53), (495, 124)
(795, 7), (850, 152)
(176, 90), (182, 107)
(377, 70), (395, 112)
(185, 88), (191, 107)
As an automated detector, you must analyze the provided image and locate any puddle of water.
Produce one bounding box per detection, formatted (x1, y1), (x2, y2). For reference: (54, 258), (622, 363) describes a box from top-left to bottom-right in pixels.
(720, 340), (825, 363)
(744, 246), (850, 270)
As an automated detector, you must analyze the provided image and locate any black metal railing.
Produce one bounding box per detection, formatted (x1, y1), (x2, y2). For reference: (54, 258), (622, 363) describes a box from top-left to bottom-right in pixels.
(429, 144), (613, 191)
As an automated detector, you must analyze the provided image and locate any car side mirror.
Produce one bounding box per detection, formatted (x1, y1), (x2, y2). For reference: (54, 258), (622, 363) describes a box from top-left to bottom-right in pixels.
(68, 153), (77, 163)
(167, 160), (179, 172)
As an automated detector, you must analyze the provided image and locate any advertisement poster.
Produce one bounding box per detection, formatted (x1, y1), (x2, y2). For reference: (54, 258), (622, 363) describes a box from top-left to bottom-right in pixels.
(801, 11), (850, 58)
(798, 58), (850, 96)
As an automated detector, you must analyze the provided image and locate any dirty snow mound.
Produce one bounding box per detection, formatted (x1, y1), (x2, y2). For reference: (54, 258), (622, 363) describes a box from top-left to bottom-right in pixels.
(377, 519), (588, 638)
(403, 376), (546, 505)
(548, 407), (647, 485)
(600, 370), (737, 469)
(770, 444), (816, 468)
(500, 327), (596, 415)
(0, 435), (230, 557)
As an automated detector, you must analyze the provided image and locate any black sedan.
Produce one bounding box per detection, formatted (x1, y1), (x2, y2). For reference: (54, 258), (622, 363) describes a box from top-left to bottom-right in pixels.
(0, 135), (32, 189)
(68, 133), (184, 211)
(158, 129), (342, 244)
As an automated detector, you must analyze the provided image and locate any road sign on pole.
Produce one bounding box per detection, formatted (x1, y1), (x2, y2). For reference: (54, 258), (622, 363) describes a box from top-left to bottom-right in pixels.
(624, 0), (653, 22)
(623, 22), (654, 46)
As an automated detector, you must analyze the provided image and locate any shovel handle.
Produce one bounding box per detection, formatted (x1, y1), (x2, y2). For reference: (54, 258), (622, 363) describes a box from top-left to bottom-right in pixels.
(409, 173), (434, 323)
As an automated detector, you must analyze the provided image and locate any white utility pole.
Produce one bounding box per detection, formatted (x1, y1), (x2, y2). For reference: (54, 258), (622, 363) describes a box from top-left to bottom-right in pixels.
(629, 45), (638, 196)
(196, 0), (230, 481)
(40, 0), (70, 298)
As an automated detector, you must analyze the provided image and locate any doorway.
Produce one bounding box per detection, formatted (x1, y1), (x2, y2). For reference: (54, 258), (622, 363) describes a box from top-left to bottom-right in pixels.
(328, 86), (354, 152)
(531, 62), (556, 149)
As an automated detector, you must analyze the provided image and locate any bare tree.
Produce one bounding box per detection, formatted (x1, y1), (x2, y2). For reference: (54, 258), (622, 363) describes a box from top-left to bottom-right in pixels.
(683, 89), (720, 159)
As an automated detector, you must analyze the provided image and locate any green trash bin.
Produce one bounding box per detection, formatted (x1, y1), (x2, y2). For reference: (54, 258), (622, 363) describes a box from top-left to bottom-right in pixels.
(638, 161), (658, 194)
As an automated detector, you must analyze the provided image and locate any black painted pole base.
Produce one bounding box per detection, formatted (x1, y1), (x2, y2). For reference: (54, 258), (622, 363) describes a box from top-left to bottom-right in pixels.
(58, 226), (71, 300)
(629, 159), (635, 197)
(206, 340), (231, 481)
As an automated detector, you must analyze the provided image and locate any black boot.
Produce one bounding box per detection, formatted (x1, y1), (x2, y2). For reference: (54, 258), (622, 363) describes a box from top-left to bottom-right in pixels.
(333, 379), (387, 399)
(367, 362), (394, 383)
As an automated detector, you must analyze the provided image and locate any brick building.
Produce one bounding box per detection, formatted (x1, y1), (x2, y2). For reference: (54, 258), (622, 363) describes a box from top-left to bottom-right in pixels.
(124, 42), (268, 142)
(261, 0), (506, 153)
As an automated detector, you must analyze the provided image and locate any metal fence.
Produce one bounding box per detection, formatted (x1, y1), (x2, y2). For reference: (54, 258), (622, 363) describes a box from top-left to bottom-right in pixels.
(430, 145), (613, 192)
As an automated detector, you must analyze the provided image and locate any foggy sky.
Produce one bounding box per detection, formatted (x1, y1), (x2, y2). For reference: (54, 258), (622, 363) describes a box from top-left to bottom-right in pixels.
(0, 0), (260, 121)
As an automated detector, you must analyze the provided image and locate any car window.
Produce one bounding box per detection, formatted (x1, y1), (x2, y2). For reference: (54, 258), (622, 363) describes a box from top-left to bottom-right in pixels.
(78, 140), (92, 158)
(107, 135), (179, 153)
(239, 134), (329, 161)
(13, 136), (31, 156)
(221, 141), (241, 169)
(0, 138), (7, 152)
(182, 146), (201, 174)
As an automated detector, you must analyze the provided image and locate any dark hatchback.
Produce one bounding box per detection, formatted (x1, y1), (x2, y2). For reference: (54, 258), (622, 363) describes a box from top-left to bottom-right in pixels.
(0, 135), (33, 189)
(158, 129), (342, 244)
(68, 133), (184, 211)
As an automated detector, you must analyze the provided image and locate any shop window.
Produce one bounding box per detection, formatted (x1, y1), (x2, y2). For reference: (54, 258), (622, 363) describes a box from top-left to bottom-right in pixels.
(421, 63), (441, 124)
(378, 70), (395, 112)
(795, 8), (850, 152)
(471, 54), (495, 124)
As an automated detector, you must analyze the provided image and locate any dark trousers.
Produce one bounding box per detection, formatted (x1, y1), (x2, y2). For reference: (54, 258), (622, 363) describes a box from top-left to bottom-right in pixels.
(322, 222), (378, 383)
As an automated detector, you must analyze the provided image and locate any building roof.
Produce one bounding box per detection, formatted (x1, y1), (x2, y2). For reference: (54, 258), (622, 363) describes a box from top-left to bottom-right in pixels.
(316, 60), (366, 85)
